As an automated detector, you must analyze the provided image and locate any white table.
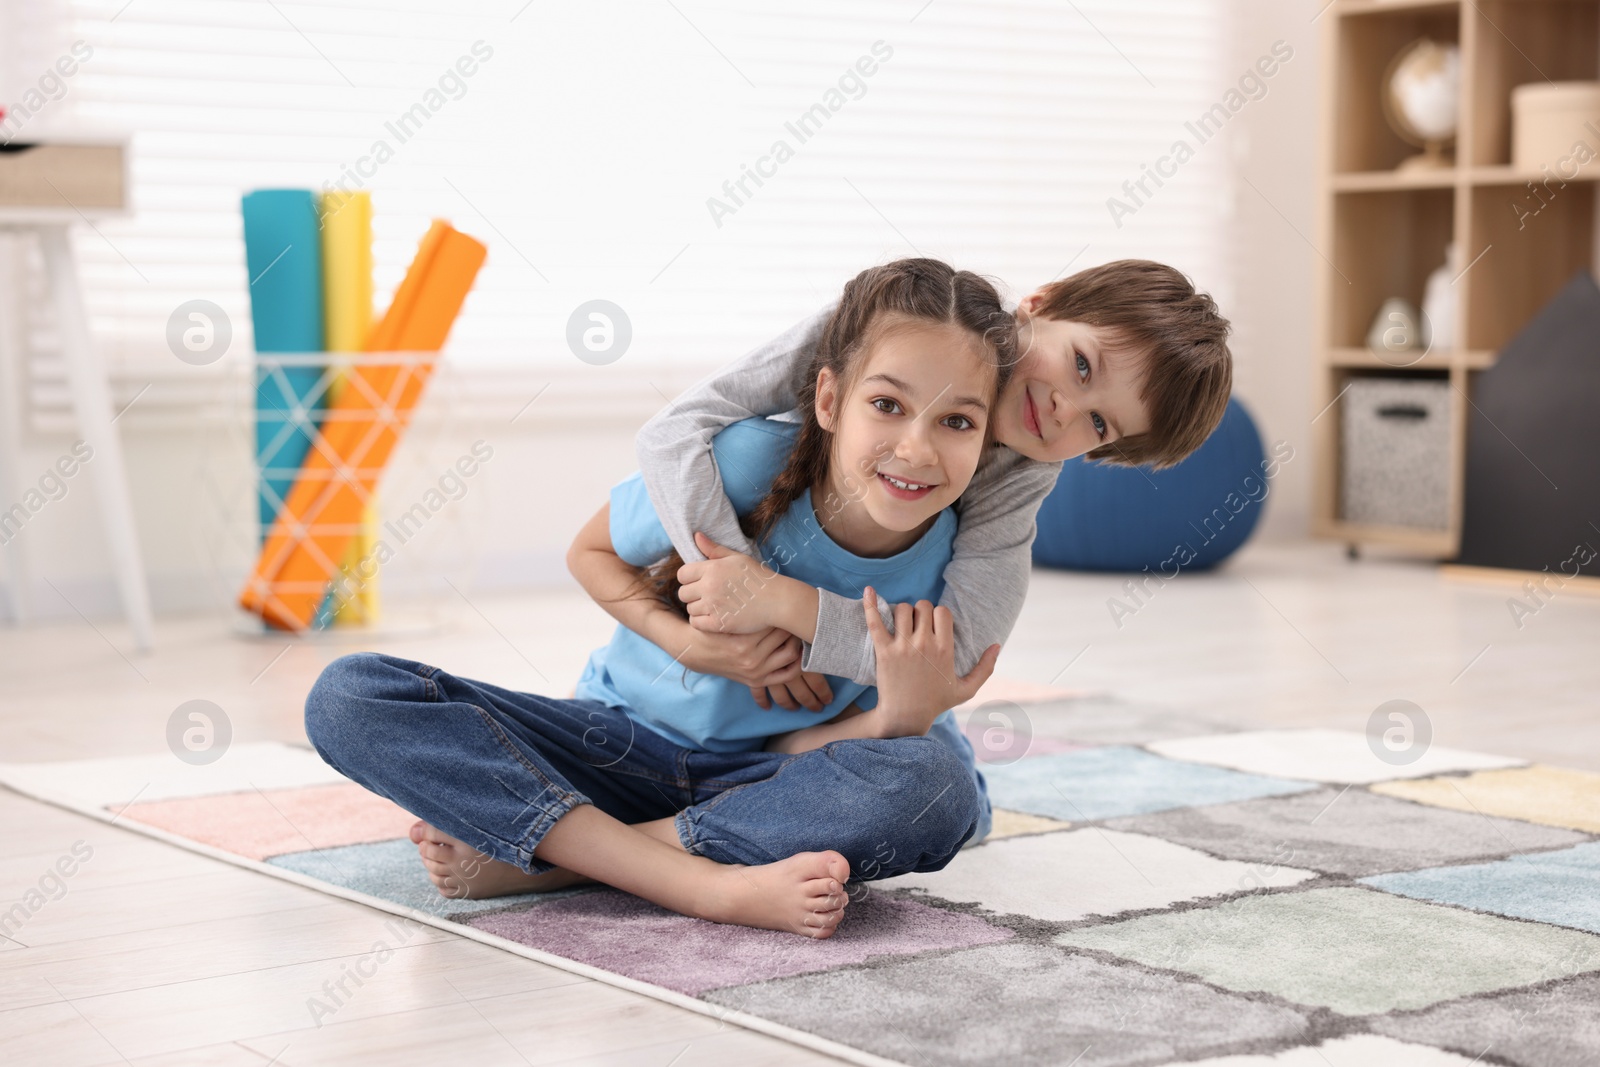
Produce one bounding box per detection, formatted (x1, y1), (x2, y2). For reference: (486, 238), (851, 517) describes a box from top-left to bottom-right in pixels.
(0, 136), (154, 651)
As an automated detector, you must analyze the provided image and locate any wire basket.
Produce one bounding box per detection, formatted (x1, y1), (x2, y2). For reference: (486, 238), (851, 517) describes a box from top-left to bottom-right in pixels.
(192, 349), (479, 641)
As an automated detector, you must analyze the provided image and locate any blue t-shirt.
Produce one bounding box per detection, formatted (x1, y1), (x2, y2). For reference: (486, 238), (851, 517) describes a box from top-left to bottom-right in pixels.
(573, 417), (989, 836)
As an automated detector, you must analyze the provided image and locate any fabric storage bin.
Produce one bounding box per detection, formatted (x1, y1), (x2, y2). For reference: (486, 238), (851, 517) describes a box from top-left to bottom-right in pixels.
(1340, 376), (1452, 530)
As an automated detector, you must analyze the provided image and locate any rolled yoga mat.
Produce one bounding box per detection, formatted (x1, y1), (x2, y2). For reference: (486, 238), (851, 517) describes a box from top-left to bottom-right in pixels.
(242, 189), (326, 544)
(313, 190), (380, 630)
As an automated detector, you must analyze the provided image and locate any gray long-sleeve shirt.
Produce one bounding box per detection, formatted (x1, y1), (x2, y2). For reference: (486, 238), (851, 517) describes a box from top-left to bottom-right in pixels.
(635, 303), (1062, 686)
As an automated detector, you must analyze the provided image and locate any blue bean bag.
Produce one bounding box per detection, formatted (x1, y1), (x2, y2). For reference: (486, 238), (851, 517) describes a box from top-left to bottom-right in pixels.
(1032, 397), (1274, 573)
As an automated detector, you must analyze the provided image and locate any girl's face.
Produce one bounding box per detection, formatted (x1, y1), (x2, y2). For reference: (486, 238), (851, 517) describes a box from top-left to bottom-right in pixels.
(813, 318), (997, 555)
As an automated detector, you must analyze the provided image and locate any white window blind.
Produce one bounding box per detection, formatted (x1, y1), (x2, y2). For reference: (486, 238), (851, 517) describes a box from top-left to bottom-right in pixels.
(28, 0), (1231, 409)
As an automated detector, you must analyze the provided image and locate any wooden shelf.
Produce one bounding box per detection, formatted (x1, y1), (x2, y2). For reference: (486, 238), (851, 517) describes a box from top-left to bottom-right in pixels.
(1467, 164), (1600, 186)
(1332, 166), (1600, 191)
(1335, 0), (1462, 17)
(1312, 517), (1456, 556)
(1311, 0), (1600, 559)
(1327, 347), (1495, 369)
(1465, 0), (1599, 168)
(1332, 169), (1460, 190)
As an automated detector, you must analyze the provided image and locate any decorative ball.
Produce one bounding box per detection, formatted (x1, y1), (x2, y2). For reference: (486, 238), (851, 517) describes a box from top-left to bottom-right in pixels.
(1387, 39), (1460, 145)
(1032, 397), (1270, 573)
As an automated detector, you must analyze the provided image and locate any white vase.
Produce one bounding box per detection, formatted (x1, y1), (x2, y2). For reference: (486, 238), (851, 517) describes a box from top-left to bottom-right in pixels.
(1367, 297), (1424, 355)
(1421, 243), (1458, 352)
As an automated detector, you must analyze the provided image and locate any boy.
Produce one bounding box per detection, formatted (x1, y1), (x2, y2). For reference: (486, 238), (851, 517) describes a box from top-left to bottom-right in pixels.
(635, 259), (1232, 711)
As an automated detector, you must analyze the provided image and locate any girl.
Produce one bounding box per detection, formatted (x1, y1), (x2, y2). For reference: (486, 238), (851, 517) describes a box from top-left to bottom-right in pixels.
(304, 258), (1012, 938)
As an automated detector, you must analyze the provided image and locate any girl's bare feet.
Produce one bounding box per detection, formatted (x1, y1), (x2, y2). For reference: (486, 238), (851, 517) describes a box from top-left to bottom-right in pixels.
(598, 815), (852, 935)
(410, 821), (593, 899)
(702, 851), (852, 939)
(413, 811), (853, 938)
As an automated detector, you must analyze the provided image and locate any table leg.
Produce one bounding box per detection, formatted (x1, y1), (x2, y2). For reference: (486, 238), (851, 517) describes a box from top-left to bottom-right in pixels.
(0, 232), (34, 624)
(38, 223), (155, 651)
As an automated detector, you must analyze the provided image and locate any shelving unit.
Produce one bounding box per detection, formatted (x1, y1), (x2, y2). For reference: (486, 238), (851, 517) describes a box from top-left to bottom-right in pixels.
(1311, 0), (1600, 557)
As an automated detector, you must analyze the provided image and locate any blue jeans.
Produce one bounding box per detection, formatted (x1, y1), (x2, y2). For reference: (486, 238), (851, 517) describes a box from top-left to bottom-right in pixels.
(304, 652), (983, 881)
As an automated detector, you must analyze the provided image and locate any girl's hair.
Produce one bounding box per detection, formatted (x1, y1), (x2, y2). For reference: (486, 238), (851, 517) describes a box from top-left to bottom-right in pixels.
(637, 257), (1016, 618)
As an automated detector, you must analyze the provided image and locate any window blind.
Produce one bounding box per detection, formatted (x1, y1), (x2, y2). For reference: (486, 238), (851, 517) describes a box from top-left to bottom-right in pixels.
(23, 0), (1232, 425)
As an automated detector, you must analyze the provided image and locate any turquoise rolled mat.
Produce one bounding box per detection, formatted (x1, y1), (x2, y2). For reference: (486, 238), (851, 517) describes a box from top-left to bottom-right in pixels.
(242, 190), (326, 553)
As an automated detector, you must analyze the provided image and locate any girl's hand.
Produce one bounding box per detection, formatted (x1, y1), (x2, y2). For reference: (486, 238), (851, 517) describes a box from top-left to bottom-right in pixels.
(676, 532), (780, 634)
(667, 620), (804, 689)
(862, 586), (1000, 737)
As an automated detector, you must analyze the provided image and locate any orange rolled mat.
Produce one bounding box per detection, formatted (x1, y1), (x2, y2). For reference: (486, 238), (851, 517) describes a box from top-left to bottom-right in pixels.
(239, 220), (487, 630)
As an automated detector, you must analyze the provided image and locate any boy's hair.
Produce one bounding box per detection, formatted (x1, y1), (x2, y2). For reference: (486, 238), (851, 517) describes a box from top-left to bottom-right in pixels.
(1032, 259), (1232, 470)
(637, 257), (1016, 617)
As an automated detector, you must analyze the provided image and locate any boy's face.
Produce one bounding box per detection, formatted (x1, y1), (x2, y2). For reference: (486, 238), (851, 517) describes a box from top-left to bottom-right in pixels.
(992, 290), (1152, 463)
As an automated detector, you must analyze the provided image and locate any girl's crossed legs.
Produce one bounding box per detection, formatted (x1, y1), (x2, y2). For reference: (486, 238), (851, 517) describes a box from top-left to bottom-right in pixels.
(304, 652), (981, 938)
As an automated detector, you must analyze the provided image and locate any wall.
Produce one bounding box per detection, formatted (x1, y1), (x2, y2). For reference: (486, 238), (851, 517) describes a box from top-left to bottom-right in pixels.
(0, 0), (1331, 627)
(1220, 0), (1322, 543)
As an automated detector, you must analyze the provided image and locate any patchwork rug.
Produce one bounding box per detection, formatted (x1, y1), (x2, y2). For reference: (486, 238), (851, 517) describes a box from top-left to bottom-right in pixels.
(5, 684), (1600, 1067)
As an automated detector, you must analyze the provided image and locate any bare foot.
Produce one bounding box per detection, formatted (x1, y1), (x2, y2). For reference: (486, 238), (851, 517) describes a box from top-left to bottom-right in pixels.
(410, 820), (593, 899)
(702, 851), (851, 939)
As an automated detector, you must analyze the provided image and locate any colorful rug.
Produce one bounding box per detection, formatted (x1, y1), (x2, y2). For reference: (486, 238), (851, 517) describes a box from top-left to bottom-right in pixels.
(4, 685), (1600, 1067)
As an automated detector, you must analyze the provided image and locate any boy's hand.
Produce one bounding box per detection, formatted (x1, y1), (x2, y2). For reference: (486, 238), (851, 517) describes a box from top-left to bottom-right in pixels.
(750, 671), (834, 713)
(677, 532), (781, 634)
(862, 586), (1000, 737)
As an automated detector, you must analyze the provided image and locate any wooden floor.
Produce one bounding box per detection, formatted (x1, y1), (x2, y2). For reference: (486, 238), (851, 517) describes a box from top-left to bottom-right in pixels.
(3, 539), (1597, 1065)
